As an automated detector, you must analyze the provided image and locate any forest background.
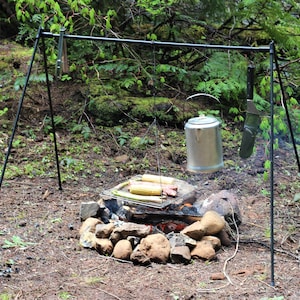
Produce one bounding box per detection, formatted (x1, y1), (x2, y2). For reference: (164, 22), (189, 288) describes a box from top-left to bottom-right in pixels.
(0, 2), (300, 299)
(1, 0), (300, 130)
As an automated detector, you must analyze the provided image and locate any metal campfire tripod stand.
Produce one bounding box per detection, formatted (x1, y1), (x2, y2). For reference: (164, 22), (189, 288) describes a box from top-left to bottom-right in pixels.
(0, 27), (62, 190)
(1, 28), (299, 287)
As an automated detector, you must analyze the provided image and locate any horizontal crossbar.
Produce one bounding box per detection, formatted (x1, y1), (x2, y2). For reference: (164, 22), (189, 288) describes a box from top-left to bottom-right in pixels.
(41, 31), (270, 53)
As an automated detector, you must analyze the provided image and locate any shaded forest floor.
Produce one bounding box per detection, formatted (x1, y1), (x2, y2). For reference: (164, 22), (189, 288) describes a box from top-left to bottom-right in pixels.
(0, 67), (299, 299)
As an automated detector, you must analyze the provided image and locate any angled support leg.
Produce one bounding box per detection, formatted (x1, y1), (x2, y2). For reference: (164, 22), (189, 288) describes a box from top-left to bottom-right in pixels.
(0, 28), (42, 189)
(41, 30), (62, 190)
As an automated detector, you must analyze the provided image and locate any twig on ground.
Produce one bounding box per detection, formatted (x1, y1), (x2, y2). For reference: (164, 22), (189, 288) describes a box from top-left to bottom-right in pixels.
(96, 288), (123, 300)
(197, 282), (231, 293)
(221, 204), (240, 285)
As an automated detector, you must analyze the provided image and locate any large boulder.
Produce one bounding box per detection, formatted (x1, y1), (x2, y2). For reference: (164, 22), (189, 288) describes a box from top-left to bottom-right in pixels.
(112, 239), (133, 260)
(194, 190), (242, 227)
(180, 210), (225, 239)
(199, 210), (226, 235)
(190, 240), (216, 260)
(79, 217), (102, 235)
(139, 233), (171, 264)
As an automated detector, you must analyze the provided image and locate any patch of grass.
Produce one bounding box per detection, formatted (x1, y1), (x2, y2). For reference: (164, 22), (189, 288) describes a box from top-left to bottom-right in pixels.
(84, 276), (104, 285)
(2, 235), (36, 249)
(58, 291), (72, 300)
(0, 293), (12, 300)
(50, 217), (62, 223)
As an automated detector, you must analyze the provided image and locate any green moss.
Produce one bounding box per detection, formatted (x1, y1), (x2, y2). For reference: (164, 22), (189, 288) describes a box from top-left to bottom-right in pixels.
(0, 40), (33, 67)
(87, 95), (181, 126)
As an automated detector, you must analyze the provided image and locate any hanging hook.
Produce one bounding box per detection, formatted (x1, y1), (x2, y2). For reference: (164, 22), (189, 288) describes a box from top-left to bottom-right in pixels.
(186, 93), (220, 103)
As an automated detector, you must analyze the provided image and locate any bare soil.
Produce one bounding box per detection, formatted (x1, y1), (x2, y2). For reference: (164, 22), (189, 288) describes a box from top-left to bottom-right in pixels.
(0, 82), (299, 300)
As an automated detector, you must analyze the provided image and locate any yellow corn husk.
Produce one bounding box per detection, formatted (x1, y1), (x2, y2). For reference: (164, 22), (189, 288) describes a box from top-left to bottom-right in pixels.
(129, 184), (162, 196)
(112, 190), (164, 203)
(141, 174), (175, 184)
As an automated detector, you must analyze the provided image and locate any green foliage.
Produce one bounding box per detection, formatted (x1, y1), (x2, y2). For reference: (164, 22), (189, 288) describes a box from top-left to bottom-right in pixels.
(0, 293), (12, 300)
(13, 0), (98, 35)
(259, 98), (300, 145)
(115, 126), (130, 146)
(14, 73), (54, 91)
(196, 51), (248, 104)
(2, 235), (36, 249)
(43, 115), (66, 134)
(58, 291), (72, 300)
(129, 136), (154, 150)
(3, 0), (300, 133)
(71, 122), (92, 140)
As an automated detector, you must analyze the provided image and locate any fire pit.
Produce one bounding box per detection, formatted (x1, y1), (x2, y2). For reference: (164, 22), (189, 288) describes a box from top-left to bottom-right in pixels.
(79, 174), (240, 265)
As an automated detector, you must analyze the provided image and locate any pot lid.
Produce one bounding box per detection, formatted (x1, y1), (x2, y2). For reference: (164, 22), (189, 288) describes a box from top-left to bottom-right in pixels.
(188, 116), (219, 125)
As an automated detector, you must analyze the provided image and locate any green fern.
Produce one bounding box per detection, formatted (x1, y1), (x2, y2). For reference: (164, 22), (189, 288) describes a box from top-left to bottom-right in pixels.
(196, 52), (248, 103)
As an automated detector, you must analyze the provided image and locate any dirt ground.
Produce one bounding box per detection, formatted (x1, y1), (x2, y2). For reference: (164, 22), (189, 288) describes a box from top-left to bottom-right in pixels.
(0, 128), (299, 300)
(0, 80), (299, 299)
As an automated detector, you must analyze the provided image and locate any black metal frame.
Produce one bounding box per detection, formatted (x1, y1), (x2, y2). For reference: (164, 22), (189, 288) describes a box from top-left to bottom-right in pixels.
(1, 28), (299, 287)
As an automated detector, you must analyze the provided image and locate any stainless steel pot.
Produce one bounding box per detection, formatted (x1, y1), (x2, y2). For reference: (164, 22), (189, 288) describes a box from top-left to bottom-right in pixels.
(184, 95), (223, 173)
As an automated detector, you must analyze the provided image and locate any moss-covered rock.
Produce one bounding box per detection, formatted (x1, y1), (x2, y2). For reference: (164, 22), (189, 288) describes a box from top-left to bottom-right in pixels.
(0, 40), (35, 73)
(87, 94), (199, 127)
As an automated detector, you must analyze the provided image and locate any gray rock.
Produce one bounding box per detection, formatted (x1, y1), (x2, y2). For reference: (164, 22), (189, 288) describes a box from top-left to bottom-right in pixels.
(80, 201), (102, 221)
(110, 222), (152, 244)
(95, 222), (115, 238)
(167, 232), (197, 249)
(170, 246), (191, 264)
(194, 190), (242, 227)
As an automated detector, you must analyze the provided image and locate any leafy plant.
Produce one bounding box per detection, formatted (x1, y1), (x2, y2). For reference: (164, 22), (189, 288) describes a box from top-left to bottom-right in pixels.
(129, 136), (154, 150)
(13, 73), (54, 91)
(114, 126), (131, 146)
(43, 115), (66, 134)
(2, 236), (36, 249)
(71, 122), (92, 140)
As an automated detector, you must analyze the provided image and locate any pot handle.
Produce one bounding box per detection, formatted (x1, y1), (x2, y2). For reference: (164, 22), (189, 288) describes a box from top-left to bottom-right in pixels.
(186, 93), (220, 103)
(183, 93), (220, 125)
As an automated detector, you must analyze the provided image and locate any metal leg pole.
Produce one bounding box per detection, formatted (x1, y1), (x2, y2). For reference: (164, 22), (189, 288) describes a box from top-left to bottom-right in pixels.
(0, 28), (42, 189)
(269, 41), (275, 287)
(41, 31), (62, 190)
(273, 47), (300, 172)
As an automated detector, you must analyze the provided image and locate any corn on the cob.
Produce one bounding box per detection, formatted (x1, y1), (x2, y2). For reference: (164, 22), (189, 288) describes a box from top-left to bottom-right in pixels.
(141, 174), (175, 184)
(129, 184), (162, 196)
(112, 189), (164, 203)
